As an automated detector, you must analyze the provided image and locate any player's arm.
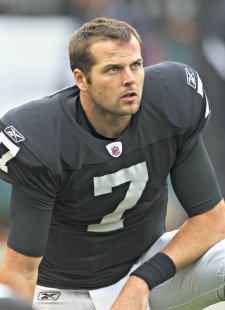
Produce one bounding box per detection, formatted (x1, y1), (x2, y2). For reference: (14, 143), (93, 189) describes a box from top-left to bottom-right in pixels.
(0, 114), (57, 303)
(111, 137), (225, 309)
(0, 248), (42, 303)
(161, 136), (225, 270)
(0, 186), (54, 303)
(111, 203), (225, 310)
(161, 198), (225, 266)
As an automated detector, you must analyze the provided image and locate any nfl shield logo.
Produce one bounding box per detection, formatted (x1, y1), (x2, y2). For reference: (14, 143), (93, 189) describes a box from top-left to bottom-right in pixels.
(111, 146), (120, 156)
(106, 142), (122, 157)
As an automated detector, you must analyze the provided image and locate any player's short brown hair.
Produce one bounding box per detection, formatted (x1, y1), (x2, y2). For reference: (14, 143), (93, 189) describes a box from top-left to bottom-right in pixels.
(68, 17), (143, 82)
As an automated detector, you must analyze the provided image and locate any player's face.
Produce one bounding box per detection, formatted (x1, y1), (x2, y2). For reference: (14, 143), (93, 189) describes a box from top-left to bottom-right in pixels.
(83, 36), (144, 117)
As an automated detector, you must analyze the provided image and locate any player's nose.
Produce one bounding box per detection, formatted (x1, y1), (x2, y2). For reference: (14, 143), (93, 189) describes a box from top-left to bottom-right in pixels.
(122, 68), (135, 86)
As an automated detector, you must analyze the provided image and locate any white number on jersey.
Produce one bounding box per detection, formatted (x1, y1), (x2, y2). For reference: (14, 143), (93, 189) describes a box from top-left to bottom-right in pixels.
(88, 161), (149, 232)
(0, 132), (20, 173)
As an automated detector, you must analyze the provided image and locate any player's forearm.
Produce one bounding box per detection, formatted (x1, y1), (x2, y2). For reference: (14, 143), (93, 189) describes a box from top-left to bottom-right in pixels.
(162, 199), (225, 270)
(111, 276), (149, 310)
(0, 268), (37, 302)
(0, 247), (42, 303)
(127, 199), (225, 302)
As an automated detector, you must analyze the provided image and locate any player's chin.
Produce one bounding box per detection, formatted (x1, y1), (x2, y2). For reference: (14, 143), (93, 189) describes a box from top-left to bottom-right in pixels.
(127, 100), (141, 113)
(116, 97), (140, 115)
(120, 104), (140, 116)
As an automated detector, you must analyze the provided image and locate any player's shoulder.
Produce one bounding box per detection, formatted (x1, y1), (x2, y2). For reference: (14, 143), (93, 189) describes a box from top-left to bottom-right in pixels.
(1, 84), (78, 123)
(142, 61), (207, 129)
(143, 61), (201, 100)
(0, 85), (79, 171)
(144, 61), (196, 83)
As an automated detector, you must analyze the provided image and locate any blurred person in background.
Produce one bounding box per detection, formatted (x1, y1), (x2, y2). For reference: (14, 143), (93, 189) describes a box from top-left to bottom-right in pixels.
(0, 17), (225, 310)
(157, 0), (203, 68)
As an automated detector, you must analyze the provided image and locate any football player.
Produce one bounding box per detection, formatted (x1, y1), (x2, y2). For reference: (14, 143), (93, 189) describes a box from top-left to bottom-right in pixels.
(0, 18), (225, 310)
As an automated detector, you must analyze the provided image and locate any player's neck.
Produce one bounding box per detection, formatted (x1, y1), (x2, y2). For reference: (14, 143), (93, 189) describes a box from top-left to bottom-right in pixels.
(86, 112), (131, 139)
(80, 96), (132, 139)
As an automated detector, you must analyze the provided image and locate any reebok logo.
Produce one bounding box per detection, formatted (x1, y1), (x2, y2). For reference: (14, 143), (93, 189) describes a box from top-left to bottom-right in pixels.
(4, 126), (25, 143)
(185, 68), (196, 89)
(38, 291), (61, 301)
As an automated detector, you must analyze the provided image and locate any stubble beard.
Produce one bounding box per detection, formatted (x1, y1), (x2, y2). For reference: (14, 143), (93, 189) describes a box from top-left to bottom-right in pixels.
(90, 91), (141, 117)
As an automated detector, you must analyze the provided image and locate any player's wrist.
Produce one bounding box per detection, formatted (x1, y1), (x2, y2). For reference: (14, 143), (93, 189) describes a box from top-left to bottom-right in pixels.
(130, 252), (176, 291)
(129, 275), (150, 294)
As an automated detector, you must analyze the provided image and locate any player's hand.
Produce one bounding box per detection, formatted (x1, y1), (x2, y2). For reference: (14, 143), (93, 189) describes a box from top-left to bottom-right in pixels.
(110, 276), (150, 310)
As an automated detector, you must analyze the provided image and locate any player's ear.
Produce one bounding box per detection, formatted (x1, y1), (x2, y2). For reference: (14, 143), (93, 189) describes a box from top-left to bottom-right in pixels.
(74, 69), (88, 91)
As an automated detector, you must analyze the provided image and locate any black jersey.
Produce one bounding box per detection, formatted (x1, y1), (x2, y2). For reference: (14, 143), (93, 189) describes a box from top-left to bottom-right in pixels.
(0, 62), (222, 289)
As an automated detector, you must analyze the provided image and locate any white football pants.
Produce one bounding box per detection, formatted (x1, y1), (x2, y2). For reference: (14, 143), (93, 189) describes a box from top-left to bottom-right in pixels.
(33, 230), (225, 310)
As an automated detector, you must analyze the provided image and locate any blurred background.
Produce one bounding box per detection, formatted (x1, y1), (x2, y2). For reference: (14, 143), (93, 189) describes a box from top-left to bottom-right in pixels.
(0, 1), (224, 308)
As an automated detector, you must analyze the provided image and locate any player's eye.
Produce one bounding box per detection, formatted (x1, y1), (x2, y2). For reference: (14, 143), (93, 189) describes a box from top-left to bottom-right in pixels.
(131, 62), (142, 70)
(108, 67), (119, 73)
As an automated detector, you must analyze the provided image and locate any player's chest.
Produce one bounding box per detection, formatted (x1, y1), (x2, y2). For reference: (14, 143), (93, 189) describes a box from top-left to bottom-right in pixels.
(55, 137), (178, 218)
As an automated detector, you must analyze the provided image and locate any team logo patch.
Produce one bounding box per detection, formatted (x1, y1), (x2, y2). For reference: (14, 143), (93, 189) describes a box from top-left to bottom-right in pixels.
(106, 142), (122, 157)
(38, 291), (61, 301)
(185, 68), (196, 89)
(4, 126), (25, 143)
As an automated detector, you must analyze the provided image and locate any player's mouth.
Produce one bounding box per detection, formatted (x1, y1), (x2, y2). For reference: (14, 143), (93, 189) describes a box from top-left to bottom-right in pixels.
(121, 91), (138, 101)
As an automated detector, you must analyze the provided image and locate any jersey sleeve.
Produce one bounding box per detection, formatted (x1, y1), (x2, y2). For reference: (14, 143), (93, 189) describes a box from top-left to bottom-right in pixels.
(0, 120), (59, 257)
(173, 62), (211, 159)
(0, 131), (59, 201)
(0, 104), (61, 198)
(166, 63), (222, 215)
(8, 186), (54, 257)
(171, 136), (222, 217)
(142, 62), (211, 148)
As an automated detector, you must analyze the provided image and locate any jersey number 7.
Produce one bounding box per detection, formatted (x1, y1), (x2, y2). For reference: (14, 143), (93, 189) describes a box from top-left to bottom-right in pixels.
(88, 161), (149, 232)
